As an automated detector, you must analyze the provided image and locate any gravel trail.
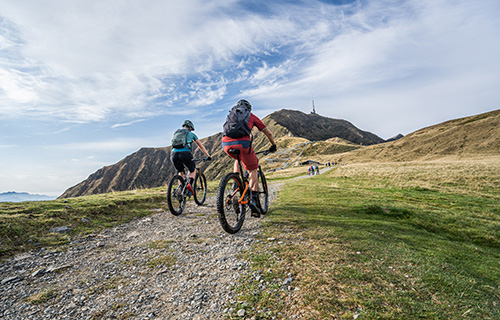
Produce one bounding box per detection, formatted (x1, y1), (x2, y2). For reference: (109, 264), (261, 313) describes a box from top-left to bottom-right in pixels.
(0, 184), (281, 320)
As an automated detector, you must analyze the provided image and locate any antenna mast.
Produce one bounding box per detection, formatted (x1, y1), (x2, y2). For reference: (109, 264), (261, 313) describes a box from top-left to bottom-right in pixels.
(311, 99), (316, 114)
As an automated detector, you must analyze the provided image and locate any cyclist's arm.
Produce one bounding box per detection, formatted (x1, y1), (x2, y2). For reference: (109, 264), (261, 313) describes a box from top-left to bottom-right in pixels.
(194, 139), (211, 158)
(261, 127), (276, 146)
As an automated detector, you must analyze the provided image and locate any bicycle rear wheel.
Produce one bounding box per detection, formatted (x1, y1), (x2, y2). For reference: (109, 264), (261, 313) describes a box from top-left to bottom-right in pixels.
(257, 166), (269, 214)
(167, 175), (186, 216)
(216, 173), (246, 234)
(193, 172), (207, 205)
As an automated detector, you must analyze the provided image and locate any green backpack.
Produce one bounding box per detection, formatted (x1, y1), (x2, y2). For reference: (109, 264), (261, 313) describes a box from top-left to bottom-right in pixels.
(171, 129), (189, 149)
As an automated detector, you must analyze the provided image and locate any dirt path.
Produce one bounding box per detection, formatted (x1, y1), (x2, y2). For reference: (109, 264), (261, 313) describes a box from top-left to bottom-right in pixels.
(0, 184), (281, 320)
(294, 166), (334, 180)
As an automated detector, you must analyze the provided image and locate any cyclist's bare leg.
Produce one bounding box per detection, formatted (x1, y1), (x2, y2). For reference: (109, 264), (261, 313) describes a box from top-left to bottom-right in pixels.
(249, 169), (258, 192)
(177, 172), (185, 185)
(234, 160), (258, 191)
(233, 160), (240, 174)
(176, 171), (194, 186)
(186, 171), (196, 195)
(248, 168), (261, 216)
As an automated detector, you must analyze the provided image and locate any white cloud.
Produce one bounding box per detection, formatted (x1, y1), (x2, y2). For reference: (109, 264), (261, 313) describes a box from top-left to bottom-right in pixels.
(245, 0), (500, 132)
(188, 84), (228, 107)
(0, 0), (303, 123)
(0, 68), (39, 103)
(1, 0), (500, 196)
(111, 119), (146, 129)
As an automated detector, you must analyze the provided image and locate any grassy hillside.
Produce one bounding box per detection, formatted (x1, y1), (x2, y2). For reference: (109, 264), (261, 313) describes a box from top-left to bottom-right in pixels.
(2, 156), (499, 318)
(0, 189), (167, 258)
(341, 109), (500, 163)
(5, 108), (500, 317)
(233, 157), (500, 319)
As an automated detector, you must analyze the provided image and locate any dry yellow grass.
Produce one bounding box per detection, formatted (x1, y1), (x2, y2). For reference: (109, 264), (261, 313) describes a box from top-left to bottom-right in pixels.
(329, 156), (500, 196)
(341, 109), (500, 163)
(266, 155), (500, 199)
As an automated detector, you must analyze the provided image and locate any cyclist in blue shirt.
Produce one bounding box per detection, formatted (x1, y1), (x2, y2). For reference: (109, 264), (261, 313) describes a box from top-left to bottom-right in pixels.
(170, 120), (211, 194)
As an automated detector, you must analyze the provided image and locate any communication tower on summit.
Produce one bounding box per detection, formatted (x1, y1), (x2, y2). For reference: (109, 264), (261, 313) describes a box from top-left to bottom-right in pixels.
(311, 99), (317, 114)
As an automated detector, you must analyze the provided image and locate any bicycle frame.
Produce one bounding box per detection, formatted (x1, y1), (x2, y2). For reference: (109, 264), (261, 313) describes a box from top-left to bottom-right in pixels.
(179, 158), (206, 180)
(229, 150), (268, 206)
(216, 148), (270, 233)
(167, 157), (210, 215)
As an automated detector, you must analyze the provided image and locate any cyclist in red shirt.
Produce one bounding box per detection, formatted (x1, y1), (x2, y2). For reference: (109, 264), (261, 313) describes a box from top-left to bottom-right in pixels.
(222, 99), (276, 217)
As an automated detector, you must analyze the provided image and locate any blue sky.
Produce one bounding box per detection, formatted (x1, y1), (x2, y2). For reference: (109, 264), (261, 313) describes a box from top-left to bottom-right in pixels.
(1, 0), (499, 196)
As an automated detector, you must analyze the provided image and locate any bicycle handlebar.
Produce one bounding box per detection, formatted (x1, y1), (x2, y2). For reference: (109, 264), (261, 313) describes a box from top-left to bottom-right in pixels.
(193, 157), (212, 162)
(255, 149), (271, 156)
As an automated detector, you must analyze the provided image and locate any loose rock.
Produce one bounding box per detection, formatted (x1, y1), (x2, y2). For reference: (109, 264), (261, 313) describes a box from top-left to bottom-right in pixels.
(0, 184), (280, 319)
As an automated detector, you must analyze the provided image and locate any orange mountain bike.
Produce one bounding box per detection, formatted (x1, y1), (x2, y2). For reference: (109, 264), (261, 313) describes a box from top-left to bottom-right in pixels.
(216, 149), (270, 234)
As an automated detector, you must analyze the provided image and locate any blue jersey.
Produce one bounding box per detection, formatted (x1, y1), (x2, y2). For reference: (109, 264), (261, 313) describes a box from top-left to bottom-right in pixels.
(172, 131), (198, 152)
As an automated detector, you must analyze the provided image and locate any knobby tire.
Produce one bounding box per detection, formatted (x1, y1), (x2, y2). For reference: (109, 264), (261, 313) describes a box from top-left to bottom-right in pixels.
(167, 175), (186, 216)
(216, 173), (246, 234)
(257, 167), (269, 214)
(193, 173), (207, 206)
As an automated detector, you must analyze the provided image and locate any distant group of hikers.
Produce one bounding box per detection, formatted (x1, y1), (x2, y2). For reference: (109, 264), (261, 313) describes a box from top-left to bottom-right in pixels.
(308, 165), (319, 175)
(307, 160), (342, 175)
(169, 99), (277, 217)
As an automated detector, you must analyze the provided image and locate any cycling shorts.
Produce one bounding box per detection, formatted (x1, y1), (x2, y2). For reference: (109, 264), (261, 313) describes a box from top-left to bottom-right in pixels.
(222, 139), (259, 171)
(170, 151), (196, 173)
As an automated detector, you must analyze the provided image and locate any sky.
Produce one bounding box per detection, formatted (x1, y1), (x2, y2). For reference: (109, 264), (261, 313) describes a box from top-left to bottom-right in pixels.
(1, 0), (499, 197)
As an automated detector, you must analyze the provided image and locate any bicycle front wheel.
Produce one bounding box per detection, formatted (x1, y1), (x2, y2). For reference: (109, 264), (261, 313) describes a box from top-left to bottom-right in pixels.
(216, 173), (246, 234)
(193, 172), (207, 205)
(257, 167), (269, 214)
(167, 175), (186, 216)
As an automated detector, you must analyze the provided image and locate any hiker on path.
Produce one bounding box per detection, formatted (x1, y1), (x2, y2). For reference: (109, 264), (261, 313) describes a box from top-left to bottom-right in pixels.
(170, 120), (211, 194)
(315, 165), (320, 175)
(221, 99), (277, 217)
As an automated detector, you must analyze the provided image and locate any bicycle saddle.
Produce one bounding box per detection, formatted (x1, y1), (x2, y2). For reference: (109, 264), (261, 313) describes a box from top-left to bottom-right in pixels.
(228, 149), (240, 155)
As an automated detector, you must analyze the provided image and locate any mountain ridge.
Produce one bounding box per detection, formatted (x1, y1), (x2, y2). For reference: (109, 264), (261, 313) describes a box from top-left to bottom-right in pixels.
(268, 109), (385, 145)
(59, 109), (383, 198)
(59, 108), (500, 199)
(0, 191), (55, 203)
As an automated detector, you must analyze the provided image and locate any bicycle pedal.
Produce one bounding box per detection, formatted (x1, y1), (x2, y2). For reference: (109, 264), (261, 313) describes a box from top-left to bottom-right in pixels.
(232, 199), (240, 214)
(251, 211), (261, 218)
(249, 199), (262, 217)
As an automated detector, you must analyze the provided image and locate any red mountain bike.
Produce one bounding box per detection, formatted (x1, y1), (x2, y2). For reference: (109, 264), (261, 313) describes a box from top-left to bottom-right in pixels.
(167, 157), (210, 215)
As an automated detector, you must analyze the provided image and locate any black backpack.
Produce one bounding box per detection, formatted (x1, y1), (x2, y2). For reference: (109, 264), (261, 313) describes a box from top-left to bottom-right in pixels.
(223, 104), (251, 138)
(171, 129), (189, 149)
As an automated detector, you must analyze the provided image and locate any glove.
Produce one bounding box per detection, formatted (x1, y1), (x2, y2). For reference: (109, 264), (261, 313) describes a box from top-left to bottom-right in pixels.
(269, 145), (277, 153)
(206, 156), (212, 161)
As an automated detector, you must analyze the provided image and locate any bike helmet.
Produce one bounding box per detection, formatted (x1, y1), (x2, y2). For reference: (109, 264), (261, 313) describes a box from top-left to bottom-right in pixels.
(182, 120), (195, 131)
(237, 99), (252, 111)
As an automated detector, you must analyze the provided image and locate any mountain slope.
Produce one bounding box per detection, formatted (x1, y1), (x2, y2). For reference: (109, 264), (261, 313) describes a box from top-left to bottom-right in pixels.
(341, 109), (500, 162)
(59, 110), (386, 198)
(60, 148), (171, 197)
(59, 134), (227, 198)
(268, 109), (385, 145)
